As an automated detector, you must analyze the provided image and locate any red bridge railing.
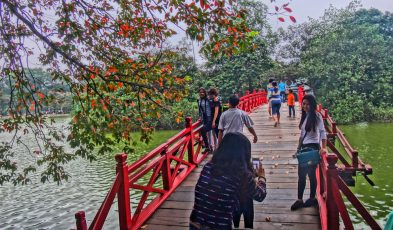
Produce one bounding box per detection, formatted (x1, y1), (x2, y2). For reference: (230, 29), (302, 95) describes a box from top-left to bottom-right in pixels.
(238, 90), (267, 112)
(315, 104), (381, 229)
(73, 90), (267, 230)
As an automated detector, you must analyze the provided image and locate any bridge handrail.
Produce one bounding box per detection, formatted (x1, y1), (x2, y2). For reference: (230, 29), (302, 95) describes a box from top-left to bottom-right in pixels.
(238, 90), (267, 112)
(312, 103), (379, 229)
(74, 90), (267, 230)
(317, 105), (372, 174)
(317, 153), (382, 230)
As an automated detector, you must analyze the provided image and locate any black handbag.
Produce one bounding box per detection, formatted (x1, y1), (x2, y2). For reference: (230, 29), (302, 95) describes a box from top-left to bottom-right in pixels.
(296, 132), (321, 167)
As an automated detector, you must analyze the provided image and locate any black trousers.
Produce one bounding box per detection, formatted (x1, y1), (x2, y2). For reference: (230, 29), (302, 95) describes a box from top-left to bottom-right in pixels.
(297, 143), (319, 200)
(233, 198), (254, 229)
(289, 105), (295, 117)
(213, 124), (219, 138)
(201, 118), (212, 149)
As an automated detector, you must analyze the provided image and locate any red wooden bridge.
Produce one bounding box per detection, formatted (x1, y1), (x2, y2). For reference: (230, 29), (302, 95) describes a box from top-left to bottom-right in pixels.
(73, 89), (381, 230)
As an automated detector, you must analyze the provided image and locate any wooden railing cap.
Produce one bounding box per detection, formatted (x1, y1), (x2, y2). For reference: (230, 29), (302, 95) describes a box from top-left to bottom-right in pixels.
(115, 153), (128, 163)
(327, 154), (338, 168)
(75, 211), (86, 220)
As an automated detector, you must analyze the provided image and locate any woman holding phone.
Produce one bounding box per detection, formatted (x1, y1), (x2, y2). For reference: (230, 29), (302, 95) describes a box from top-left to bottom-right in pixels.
(189, 132), (266, 230)
(233, 156), (264, 229)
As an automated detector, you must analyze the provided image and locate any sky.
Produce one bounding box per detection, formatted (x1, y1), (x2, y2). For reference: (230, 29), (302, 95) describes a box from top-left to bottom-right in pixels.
(266, 0), (393, 29)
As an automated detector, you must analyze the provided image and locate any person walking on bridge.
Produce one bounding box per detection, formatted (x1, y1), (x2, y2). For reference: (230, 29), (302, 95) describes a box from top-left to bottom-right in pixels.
(208, 88), (222, 150)
(279, 80), (287, 102)
(267, 78), (274, 118)
(287, 89), (295, 118)
(217, 95), (258, 145)
(269, 81), (282, 127)
(291, 94), (327, 211)
(198, 88), (213, 153)
(189, 132), (267, 230)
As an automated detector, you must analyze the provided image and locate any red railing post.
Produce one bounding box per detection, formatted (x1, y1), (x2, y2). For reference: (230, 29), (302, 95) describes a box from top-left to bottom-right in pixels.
(160, 148), (171, 190)
(319, 153), (326, 197)
(352, 150), (359, 170)
(324, 109), (329, 119)
(317, 104), (323, 112)
(298, 86), (304, 106)
(115, 154), (132, 230)
(326, 154), (340, 230)
(252, 90), (256, 108)
(332, 122), (337, 134)
(75, 211), (88, 230)
(186, 117), (196, 164)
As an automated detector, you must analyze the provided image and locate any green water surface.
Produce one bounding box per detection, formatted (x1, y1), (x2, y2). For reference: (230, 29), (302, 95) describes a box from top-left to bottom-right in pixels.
(339, 122), (393, 229)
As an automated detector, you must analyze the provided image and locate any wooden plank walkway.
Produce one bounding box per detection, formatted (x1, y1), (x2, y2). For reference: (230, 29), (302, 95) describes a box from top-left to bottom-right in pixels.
(144, 104), (321, 229)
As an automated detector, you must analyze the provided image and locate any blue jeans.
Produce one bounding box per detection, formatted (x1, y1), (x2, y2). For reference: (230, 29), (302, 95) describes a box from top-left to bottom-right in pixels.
(271, 102), (281, 116)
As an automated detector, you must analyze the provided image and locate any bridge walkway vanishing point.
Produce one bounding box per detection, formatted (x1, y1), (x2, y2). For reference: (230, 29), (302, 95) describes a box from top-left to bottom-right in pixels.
(143, 104), (321, 230)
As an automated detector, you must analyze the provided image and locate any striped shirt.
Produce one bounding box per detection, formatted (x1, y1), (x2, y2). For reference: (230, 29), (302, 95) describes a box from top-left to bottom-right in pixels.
(269, 89), (281, 104)
(190, 162), (267, 229)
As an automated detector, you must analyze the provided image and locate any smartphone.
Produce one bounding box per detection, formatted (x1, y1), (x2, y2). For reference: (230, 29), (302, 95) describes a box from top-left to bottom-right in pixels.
(252, 157), (261, 169)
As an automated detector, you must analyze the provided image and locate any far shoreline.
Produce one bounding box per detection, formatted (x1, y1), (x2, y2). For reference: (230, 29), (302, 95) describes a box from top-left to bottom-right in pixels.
(0, 113), (71, 120)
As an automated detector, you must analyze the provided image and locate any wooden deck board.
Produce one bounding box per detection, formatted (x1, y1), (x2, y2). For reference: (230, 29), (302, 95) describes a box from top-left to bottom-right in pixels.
(144, 104), (321, 229)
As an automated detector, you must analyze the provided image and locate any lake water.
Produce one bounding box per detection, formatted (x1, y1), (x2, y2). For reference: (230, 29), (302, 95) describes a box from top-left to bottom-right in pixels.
(0, 121), (391, 229)
(340, 123), (393, 229)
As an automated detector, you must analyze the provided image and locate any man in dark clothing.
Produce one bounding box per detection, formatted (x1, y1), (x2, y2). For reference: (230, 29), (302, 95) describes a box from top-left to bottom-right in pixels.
(198, 88), (213, 152)
(208, 88), (222, 139)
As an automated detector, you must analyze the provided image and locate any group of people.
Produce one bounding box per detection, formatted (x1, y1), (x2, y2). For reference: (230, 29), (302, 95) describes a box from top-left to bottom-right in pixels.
(267, 78), (296, 128)
(190, 84), (328, 229)
(198, 88), (258, 152)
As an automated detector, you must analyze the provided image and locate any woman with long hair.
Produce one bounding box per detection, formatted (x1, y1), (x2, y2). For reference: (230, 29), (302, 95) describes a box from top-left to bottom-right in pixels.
(291, 94), (327, 211)
(189, 132), (267, 229)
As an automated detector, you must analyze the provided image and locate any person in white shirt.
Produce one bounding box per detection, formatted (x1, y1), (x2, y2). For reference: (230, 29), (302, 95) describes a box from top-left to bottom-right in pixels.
(217, 95), (258, 145)
(291, 94), (327, 211)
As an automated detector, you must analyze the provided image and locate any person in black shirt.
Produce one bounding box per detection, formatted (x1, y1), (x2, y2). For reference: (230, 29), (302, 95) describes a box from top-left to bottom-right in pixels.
(198, 88), (213, 152)
(208, 88), (222, 142)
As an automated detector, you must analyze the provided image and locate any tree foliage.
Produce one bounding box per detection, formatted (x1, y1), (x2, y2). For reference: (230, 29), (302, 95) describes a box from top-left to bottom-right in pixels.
(277, 3), (393, 123)
(200, 0), (276, 99)
(0, 0), (255, 185)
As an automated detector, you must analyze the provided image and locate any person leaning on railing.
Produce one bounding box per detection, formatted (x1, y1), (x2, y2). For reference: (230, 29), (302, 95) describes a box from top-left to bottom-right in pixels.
(291, 94), (328, 211)
(189, 132), (267, 230)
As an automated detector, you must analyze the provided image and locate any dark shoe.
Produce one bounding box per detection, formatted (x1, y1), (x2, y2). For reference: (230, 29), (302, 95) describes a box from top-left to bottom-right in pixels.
(291, 200), (304, 211)
(202, 146), (211, 154)
(304, 198), (318, 207)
